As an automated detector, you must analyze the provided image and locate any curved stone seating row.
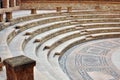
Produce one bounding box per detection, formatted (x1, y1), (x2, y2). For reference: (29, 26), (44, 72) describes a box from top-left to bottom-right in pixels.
(29, 22), (119, 71)
(12, 18), (120, 51)
(34, 23), (120, 57)
(23, 16), (120, 57)
(23, 19), (120, 57)
(33, 25), (78, 45)
(43, 27), (120, 56)
(0, 10), (120, 80)
(81, 22), (120, 27)
(22, 21), (79, 49)
(1, 10), (120, 31)
(43, 31), (81, 50)
(0, 27), (16, 60)
(72, 18), (120, 24)
(7, 13), (118, 50)
(15, 16), (68, 32)
(3, 16), (80, 58)
(92, 32), (120, 39)
(50, 32), (120, 58)
(6, 15), (120, 60)
(32, 33), (120, 79)
(11, 10), (120, 24)
(8, 17), (86, 57)
(86, 27), (120, 34)
(67, 14), (120, 20)
(9, 24), (78, 56)
(24, 36), (70, 80)
(6, 17), (120, 50)
(14, 14), (120, 33)
(11, 23), (76, 80)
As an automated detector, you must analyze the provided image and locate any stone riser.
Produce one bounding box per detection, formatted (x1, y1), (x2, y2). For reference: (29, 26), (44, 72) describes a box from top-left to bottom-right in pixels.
(81, 23), (120, 28)
(46, 32), (81, 56)
(56, 32), (120, 58)
(48, 28), (120, 57)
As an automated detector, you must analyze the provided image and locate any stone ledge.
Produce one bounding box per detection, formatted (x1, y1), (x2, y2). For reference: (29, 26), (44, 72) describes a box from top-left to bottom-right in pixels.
(3, 55), (36, 70)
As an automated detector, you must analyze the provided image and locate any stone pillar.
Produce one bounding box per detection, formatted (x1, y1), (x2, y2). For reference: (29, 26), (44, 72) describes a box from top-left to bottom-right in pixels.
(6, 12), (12, 22)
(4, 55), (36, 80)
(0, 14), (3, 22)
(56, 7), (62, 13)
(67, 7), (72, 13)
(31, 9), (37, 14)
(9, 0), (15, 7)
(2, 0), (8, 8)
(13, 0), (16, 6)
(16, 0), (21, 6)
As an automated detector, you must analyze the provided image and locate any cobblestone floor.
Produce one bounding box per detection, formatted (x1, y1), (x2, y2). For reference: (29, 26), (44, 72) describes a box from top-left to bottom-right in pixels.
(59, 38), (120, 80)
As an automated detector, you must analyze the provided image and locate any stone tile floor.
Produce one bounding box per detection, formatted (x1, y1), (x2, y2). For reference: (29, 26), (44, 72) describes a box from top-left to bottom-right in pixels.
(59, 38), (120, 80)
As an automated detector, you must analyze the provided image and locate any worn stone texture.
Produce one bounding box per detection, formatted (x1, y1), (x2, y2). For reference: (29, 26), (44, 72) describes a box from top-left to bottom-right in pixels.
(3, 55), (36, 80)
(20, 1), (120, 10)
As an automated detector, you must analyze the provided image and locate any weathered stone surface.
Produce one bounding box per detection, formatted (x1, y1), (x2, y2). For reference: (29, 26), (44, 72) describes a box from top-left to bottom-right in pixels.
(6, 12), (12, 22)
(20, 1), (120, 10)
(56, 7), (62, 13)
(4, 55), (36, 80)
(0, 14), (3, 22)
(67, 7), (72, 13)
(31, 9), (37, 14)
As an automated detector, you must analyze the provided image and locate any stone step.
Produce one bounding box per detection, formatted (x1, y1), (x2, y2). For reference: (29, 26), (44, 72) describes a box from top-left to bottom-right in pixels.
(72, 18), (120, 24)
(86, 27), (120, 34)
(32, 25), (77, 44)
(92, 32), (120, 39)
(43, 31), (80, 50)
(49, 36), (86, 57)
(81, 22), (120, 28)
(66, 14), (120, 20)
(24, 37), (69, 80)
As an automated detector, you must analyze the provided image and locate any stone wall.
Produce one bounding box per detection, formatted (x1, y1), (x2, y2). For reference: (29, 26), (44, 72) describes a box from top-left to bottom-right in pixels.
(20, 1), (120, 10)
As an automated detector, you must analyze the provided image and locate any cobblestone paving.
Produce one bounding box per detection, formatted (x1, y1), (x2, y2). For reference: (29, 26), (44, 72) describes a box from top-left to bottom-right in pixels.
(59, 38), (120, 80)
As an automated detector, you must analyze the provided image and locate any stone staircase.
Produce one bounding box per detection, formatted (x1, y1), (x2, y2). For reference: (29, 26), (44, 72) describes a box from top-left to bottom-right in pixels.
(0, 10), (120, 80)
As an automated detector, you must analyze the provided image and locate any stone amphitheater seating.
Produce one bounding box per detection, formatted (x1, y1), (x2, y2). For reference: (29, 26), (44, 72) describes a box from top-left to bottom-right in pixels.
(0, 10), (120, 80)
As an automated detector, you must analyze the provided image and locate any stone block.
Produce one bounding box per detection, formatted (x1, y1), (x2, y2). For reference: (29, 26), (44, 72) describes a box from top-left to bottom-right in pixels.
(0, 14), (3, 22)
(67, 7), (72, 13)
(56, 7), (62, 13)
(6, 12), (12, 22)
(4, 55), (36, 80)
(31, 9), (37, 14)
